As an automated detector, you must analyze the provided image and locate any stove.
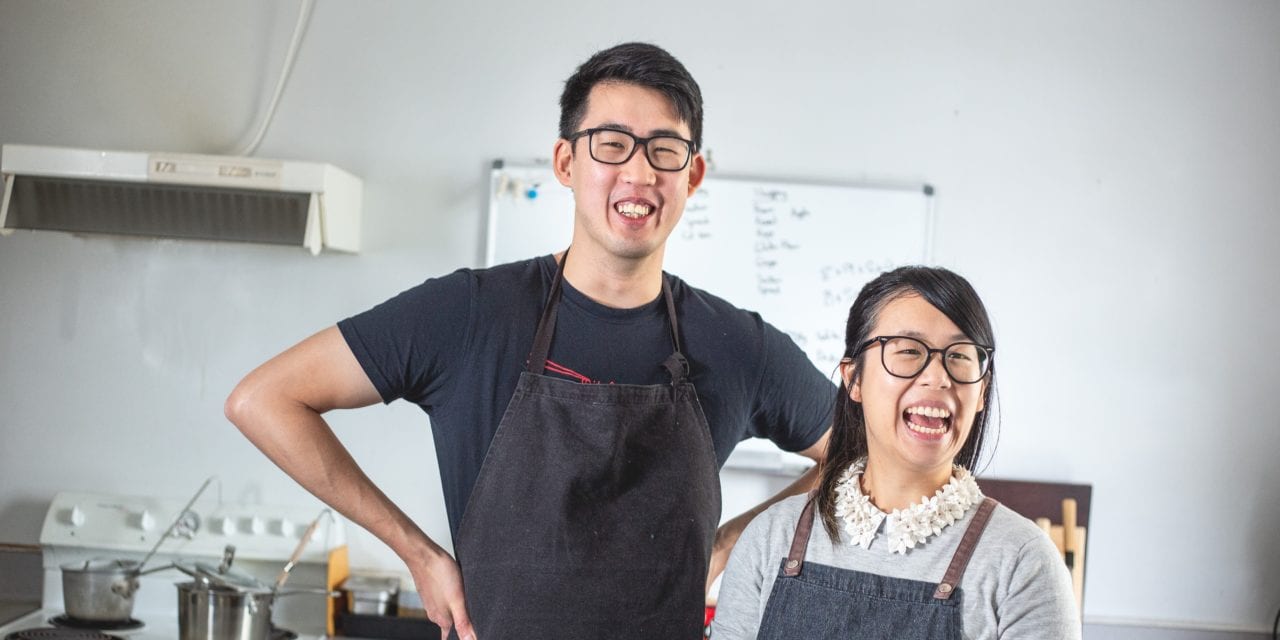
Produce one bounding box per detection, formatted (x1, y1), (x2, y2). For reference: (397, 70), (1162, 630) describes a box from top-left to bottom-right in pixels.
(0, 490), (348, 640)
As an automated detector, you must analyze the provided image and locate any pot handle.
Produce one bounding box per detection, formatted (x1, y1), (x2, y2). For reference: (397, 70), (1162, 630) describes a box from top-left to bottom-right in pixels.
(134, 562), (174, 577)
(274, 588), (342, 599)
(110, 577), (140, 599)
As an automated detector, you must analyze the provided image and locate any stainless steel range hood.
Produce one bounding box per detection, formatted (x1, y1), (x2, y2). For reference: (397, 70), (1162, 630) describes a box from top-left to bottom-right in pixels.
(0, 144), (362, 255)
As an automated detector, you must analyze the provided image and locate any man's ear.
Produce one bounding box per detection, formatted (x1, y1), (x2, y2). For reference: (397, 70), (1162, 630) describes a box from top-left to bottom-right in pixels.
(687, 152), (706, 195)
(552, 138), (574, 187)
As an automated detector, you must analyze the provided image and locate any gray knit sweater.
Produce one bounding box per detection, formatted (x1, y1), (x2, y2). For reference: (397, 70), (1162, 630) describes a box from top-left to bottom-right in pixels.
(711, 492), (1082, 639)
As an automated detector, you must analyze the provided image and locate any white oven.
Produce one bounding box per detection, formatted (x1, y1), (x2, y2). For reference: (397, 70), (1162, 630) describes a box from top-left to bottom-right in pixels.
(0, 488), (347, 640)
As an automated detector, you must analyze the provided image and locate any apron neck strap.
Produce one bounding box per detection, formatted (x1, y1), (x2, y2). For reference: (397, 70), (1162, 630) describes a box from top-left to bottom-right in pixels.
(932, 496), (999, 600)
(527, 249), (686, 384)
(782, 492), (819, 577)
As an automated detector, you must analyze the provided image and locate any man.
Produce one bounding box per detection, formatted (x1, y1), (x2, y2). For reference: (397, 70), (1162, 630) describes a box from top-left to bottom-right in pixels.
(226, 42), (833, 640)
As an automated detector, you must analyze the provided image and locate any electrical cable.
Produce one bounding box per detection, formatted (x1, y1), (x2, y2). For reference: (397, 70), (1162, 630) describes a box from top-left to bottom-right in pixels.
(231, 0), (315, 157)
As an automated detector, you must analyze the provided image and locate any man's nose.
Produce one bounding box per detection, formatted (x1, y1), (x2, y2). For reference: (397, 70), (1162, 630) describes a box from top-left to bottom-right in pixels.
(619, 145), (657, 186)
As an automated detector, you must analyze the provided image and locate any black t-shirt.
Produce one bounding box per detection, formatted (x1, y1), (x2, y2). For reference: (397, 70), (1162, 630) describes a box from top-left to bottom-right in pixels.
(338, 255), (835, 543)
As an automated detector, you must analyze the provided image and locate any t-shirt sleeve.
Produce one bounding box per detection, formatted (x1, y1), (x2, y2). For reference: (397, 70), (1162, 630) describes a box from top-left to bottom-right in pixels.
(748, 321), (837, 452)
(996, 530), (1083, 639)
(336, 269), (472, 409)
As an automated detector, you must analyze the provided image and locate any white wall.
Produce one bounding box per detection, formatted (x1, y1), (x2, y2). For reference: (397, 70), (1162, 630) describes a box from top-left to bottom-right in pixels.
(1, 0), (1277, 634)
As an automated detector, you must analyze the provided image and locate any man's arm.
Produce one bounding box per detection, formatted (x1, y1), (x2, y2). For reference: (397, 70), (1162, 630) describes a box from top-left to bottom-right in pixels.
(705, 427), (831, 599)
(224, 326), (475, 640)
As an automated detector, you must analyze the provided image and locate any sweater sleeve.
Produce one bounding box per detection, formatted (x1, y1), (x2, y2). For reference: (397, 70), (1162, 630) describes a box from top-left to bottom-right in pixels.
(710, 511), (778, 639)
(996, 531), (1083, 640)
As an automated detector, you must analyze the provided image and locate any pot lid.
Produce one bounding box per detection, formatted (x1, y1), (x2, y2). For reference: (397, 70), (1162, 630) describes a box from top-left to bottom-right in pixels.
(174, 559), (269, 593)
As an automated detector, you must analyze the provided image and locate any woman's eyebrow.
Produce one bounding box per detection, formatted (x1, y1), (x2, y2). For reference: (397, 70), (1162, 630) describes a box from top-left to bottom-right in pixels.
(894, 329), (971, 343)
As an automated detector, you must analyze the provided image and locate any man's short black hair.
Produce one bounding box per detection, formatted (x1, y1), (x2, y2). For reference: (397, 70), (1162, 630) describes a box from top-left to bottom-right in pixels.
(559, 42), (704, 152)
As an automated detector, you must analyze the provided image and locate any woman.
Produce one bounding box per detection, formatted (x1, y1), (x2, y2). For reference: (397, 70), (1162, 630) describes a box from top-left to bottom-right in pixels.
(712, 266), (1080, 639)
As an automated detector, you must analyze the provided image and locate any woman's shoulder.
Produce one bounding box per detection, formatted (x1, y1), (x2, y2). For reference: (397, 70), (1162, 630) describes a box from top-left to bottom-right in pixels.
(737, 493), (815, 548)
(979, 500), (1064, 563)
(755, 493), (813, 532)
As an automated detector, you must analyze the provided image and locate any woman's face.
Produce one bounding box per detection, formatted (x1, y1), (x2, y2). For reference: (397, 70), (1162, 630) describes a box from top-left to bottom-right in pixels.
(844, 293), (987, 478)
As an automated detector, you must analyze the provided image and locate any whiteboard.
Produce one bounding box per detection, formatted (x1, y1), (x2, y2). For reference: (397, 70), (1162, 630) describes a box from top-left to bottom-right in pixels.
(486, 160), (936, 381)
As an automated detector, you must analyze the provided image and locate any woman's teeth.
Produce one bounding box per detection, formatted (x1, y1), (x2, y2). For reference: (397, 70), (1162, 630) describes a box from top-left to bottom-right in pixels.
(906, 406), (951, 419)
(904, 406), (951, 435)
(616, 202), (652, 218)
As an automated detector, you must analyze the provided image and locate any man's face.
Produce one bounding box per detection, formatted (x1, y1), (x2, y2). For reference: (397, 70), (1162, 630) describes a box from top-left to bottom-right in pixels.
(553, 82), (705, 265)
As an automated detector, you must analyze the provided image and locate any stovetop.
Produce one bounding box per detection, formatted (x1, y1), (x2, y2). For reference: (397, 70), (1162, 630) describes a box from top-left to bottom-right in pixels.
(0, 609), (171, 640)
(0, 609), (320, 640)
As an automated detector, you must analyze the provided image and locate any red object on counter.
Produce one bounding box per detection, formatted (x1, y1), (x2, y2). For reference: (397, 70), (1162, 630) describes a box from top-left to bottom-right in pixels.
(703, 606), (716, 637)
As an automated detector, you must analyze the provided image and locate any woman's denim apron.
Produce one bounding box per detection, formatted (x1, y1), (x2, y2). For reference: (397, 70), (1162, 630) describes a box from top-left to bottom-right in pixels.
(757, 494), (999, 639)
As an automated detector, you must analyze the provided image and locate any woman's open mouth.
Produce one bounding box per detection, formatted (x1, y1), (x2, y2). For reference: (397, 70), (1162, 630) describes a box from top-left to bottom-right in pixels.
(904, 405), (952, 437)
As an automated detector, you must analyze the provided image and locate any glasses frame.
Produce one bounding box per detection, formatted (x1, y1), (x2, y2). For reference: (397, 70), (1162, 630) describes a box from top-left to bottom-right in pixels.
(852, 335), (994, 385)
(566, 127), (696, 172)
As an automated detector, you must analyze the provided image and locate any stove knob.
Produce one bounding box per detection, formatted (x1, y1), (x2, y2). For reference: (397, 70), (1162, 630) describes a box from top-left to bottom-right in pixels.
(272, 518), (294, 537)
(215, 516), (237, 535)
(68, 505), (86, 527)
(139, 510), (157, 531)
(249, 515), (265, 535)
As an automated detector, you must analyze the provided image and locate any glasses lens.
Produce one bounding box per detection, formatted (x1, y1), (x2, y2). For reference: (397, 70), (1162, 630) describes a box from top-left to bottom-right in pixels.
(881, 337), (929, 378)
(943, 343), (988, 383)
(589, 130), (636, 164)
(645, 136), (692, 171)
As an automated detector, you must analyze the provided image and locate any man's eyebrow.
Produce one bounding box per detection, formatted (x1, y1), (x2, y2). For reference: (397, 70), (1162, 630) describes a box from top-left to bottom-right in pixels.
(592, 123), (688, 139)
(593, 122), (634, 133)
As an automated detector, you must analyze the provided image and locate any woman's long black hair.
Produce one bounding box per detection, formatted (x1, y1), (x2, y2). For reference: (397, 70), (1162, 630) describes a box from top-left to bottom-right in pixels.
(817, 266), (999, 540)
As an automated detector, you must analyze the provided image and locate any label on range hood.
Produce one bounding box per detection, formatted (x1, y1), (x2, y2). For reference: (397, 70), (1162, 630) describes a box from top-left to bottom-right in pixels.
(148, 153), (284, 190)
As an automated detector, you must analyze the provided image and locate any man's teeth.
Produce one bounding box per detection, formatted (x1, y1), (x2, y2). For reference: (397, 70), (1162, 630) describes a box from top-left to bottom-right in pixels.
(616, 202), (652, 218)
(906, 406), (951, 419)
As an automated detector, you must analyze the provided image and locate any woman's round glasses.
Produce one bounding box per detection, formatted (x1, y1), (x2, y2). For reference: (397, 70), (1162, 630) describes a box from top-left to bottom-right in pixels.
(853, 336), (993, 384)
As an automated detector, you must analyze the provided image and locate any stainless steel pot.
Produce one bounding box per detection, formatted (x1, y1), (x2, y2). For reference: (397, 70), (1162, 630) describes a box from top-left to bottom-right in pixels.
(175, 581), (335, 640)
(176, 581), (273, 640)
(61, 558), (175, 621)
(61, 559), (140, 621)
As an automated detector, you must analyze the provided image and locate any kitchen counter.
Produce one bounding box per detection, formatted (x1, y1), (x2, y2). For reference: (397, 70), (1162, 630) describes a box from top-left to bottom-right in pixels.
(0, 601), (38, 627)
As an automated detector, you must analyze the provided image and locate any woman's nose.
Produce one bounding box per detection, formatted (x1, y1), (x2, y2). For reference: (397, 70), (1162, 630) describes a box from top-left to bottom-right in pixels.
(917, 353), (952, 388)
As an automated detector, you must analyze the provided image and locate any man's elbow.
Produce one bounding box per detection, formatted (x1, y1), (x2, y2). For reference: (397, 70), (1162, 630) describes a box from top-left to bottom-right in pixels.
(224, 376), (262, 430)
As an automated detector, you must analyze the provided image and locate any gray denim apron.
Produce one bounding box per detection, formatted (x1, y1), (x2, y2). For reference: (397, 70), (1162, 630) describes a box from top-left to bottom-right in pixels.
(452, 252), (722, 639)
(756, 495), (999, 639)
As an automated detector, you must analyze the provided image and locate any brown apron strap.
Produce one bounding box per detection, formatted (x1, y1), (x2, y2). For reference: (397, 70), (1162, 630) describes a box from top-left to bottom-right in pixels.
(932, 497), (999, 600)
(527, 249), (569, 374)
(782, 493), (819, 577)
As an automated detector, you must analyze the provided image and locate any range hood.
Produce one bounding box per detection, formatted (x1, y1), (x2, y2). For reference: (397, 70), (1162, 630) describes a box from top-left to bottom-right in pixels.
(0, 144), (362, 255)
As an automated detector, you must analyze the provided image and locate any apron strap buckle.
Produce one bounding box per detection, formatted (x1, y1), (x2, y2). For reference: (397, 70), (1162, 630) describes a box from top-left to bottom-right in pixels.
(663, 352), (690, 386)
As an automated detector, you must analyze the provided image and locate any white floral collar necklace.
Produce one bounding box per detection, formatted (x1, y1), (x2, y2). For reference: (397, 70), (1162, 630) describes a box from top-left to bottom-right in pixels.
(833, 457), (982, 554)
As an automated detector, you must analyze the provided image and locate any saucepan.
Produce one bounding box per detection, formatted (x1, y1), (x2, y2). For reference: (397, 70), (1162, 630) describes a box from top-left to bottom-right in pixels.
(60, 476), (218, 622)
(175, 510), (335, 640)
(60, 558), (173, 621)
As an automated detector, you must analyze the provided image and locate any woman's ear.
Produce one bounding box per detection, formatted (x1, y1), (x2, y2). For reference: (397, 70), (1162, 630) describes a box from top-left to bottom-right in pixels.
(840, 358), (862, 403)
(976, 378), (988, 412)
